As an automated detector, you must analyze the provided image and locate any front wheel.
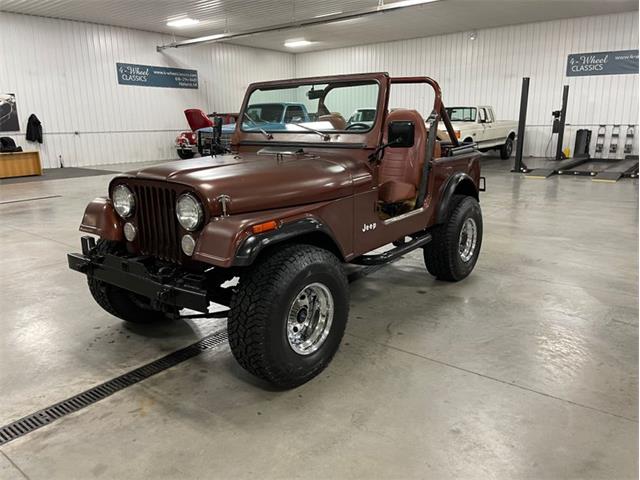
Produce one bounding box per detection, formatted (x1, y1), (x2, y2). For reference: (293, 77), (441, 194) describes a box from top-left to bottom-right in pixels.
(177, 149), (195, 159)
(423, 195), (483, 281)
(500, 136), (514, 159)
(228, 244), (349, 388)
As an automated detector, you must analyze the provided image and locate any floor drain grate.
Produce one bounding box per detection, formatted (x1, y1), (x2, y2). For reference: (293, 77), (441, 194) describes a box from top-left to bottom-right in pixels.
(0, 329), (228, 446)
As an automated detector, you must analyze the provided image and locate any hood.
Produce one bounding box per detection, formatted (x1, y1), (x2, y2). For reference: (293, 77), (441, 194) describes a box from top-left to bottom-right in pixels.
(123, 151), (354, 216)
(197, 123), (236, 134)
(184, 108), (213, 131)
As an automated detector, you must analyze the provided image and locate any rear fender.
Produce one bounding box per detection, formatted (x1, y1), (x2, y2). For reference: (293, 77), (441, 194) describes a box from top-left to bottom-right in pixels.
(79, 197), (123, 241)
(436, 173), (479, 224)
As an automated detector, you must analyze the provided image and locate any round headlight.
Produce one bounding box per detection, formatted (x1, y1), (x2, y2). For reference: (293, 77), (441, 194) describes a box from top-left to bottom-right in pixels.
(112, 185), (135, 218)
(176, 193), (203, 231)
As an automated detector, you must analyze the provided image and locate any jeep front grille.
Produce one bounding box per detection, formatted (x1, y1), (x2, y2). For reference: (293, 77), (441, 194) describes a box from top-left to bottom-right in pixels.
(132, 185), (182, 263)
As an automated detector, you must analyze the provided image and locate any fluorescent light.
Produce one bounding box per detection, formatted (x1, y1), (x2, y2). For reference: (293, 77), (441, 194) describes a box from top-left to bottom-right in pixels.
(167, 17), (200, 28)
(284, 39), (313, 48)
(314, 11), (343, 18)
(383, 0), (439, 7)
(327, 17), (363, 26)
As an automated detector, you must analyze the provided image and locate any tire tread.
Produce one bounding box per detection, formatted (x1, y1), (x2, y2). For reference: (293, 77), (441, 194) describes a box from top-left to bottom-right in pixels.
(424, 195), (481, 281)
(228, 244), (348, 388)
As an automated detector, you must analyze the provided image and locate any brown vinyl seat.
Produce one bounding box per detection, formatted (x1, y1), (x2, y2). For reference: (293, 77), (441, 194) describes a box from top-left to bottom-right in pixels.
(378, 109), (428, 204)
(318, 112), (347, 130)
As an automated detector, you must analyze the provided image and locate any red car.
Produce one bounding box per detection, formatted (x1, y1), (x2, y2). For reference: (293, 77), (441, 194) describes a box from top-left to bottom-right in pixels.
(175, 109), (237, 159)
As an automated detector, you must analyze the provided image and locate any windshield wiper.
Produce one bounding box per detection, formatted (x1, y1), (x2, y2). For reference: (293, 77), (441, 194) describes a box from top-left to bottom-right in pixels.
(285, 122), (330, 141)
(243, 112), (273, 140)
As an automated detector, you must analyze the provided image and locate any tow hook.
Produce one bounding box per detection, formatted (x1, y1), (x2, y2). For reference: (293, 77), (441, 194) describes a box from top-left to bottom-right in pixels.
(81, 236), (96, 255)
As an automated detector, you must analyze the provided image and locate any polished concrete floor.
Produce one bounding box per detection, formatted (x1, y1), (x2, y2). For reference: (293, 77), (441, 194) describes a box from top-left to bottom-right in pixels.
(0, 157), (637, 479)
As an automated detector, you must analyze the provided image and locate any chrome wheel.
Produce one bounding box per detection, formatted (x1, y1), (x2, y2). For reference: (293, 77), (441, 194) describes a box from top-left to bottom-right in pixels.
(287, 282), (334, 355)
(458, 217), (478, 262)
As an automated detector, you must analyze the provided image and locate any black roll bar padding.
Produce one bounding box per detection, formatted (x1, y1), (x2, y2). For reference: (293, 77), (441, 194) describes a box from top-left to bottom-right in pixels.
(439, 105), (460, 148)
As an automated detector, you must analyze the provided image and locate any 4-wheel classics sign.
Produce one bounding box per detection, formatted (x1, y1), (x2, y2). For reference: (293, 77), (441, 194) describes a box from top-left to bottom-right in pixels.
(566, 49), (639, 77)
(116, 62), (198, 89)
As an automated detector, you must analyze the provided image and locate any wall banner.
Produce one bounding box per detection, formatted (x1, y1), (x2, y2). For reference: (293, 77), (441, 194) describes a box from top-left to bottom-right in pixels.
(566, 50), (639, 77)
(116, 62), (198, 89)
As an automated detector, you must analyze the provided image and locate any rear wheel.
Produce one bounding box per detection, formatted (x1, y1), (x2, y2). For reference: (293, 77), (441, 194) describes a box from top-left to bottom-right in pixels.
(228, 244), (349, 388)
(500, 136), (514, 159)
(87, 240), (176, 324)
(423, 195), (482, 281)
(177, 149), (195, 159)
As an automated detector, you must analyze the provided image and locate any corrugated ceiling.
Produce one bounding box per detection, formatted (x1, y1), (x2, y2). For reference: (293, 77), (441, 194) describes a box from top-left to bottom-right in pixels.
(2, 0), (637, 52)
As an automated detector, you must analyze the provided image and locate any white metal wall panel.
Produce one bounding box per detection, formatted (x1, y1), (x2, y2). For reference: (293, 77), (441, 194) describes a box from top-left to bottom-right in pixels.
(0, 12), (294, 168)
(295, 12), (639, 157)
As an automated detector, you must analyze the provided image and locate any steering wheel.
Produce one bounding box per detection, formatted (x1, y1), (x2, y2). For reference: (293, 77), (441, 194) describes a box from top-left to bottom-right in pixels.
(346, 122), (369, 130)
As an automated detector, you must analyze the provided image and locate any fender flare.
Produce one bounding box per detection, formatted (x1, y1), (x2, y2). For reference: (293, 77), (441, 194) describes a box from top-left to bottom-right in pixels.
(436, 173), (479, 224)
(79, 197), (123, 241)
(233, 217), (342, 267)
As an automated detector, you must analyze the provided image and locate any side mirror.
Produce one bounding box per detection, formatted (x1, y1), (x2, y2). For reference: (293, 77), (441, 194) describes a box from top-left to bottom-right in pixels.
(388, 121), (415, 148)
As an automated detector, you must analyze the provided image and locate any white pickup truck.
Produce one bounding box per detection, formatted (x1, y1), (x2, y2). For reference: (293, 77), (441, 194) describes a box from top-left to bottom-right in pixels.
(438, 106), (517, 159)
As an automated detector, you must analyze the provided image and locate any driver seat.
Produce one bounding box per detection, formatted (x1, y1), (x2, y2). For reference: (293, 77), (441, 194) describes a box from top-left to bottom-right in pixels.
(318, 112), (347, 130)
(378, 109), (427, 204)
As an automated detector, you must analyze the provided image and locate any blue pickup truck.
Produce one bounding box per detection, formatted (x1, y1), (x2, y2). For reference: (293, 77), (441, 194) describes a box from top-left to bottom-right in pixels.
(198, 102), (311, 154)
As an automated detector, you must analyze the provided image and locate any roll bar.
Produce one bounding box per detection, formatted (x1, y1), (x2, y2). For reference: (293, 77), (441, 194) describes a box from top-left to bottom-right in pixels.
(389, 77), (460, 148)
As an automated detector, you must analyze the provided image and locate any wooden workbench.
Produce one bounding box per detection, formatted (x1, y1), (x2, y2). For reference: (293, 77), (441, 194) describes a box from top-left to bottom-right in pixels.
(0, 151), (42, 179)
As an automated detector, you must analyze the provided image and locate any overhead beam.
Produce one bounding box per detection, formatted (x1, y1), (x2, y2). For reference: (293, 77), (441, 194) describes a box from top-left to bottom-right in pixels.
(156, 0), (441, 51)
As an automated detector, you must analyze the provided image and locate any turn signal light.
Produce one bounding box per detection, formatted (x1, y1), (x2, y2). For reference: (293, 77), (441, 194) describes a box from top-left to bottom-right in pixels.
(252, 220), (278, 234)
(455, 130), (461, 139)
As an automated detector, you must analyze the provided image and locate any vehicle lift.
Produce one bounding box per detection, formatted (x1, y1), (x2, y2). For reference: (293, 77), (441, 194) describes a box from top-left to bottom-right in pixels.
(513, 78), (638, 182)
(556, 122), (638, 182)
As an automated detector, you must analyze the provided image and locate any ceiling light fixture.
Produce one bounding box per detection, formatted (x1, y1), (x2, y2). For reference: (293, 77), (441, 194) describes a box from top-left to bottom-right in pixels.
(384, 0), (439, 7)
(158, 0), (442, 50)
(167, 17), (200, 28)
(327, 17), (363, 26)
(469, 31), (477, 41)
(284, 39), (313, 48)
(313, 11), (343, 18)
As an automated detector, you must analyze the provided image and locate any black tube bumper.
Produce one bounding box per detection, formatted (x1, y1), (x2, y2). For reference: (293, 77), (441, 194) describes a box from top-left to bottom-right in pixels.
(67, 237), (210, 313)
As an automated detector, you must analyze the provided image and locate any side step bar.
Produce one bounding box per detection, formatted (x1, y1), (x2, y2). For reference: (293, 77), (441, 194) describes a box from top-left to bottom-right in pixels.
(351, 232), (432, 266)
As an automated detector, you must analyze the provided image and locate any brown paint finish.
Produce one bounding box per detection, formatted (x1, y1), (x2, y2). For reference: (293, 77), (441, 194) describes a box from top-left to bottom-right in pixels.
(79, 197), (123, 241)
(78, 72), (481, 268)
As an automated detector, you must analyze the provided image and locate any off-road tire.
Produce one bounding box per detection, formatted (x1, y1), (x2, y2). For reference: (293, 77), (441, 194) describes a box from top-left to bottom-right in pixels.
(423, 195), (482, 281)
(87, 240), (175, 324)
(177, 149), (195, 160)
(228, 244), (349, 388)
(500, 136), (514, 159)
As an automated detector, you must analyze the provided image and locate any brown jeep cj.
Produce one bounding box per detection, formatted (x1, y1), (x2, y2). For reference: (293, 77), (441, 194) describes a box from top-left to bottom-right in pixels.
(68, 72), (484, 388)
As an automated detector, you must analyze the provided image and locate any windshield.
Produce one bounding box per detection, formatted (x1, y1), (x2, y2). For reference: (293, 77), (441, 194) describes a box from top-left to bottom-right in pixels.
(446, 107), (476, 122)
(348, 109), (376, 123)
(241, 81), (379, 134)
(246, 104), (284, 123)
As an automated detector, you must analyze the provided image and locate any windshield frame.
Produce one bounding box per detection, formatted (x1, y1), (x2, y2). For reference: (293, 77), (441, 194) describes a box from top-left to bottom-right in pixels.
(239, 78), (383, 137)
